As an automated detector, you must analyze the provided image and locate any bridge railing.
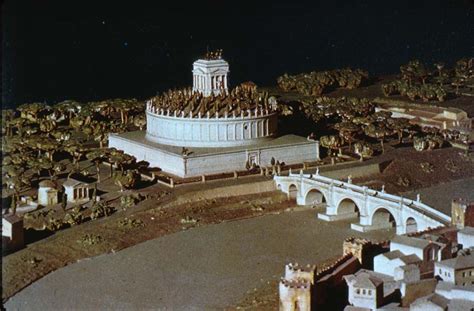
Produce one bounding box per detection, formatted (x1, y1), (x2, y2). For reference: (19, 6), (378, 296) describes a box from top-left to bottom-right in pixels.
(281, 173), (451, 224)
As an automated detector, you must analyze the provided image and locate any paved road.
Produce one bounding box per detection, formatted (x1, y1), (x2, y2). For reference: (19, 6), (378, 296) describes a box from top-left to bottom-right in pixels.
(5, 209), (391, 310)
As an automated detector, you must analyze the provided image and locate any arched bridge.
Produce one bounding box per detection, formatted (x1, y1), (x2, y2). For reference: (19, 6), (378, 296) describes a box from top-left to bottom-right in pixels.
(274, 170), (451, 235)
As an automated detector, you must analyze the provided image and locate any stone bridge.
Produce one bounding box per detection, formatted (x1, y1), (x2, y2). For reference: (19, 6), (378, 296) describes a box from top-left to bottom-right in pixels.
(274, 170), (451, 235)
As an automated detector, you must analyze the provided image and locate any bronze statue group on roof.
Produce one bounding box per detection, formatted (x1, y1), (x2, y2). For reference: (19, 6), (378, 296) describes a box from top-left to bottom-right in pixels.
(204, 49), (224, 60)
(147, 83), (274, 118)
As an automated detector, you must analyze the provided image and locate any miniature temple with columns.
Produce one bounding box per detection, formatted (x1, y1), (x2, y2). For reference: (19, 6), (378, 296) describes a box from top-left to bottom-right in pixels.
(192, 49), (229, 96)
(109, 51), (319, 177)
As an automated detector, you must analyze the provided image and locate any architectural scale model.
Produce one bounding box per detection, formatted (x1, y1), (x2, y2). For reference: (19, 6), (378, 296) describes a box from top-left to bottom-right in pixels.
(2, 50), (474, 310)
(109, 52), (320, 177)
(2, 2), (474, 309)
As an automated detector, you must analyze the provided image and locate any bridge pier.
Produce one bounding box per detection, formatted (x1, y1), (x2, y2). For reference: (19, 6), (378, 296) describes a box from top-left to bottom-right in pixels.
(351, 223), (404, 235)
(351, 215), (405, 234)
(317, 205), (359, 222)
(296, 195), (305, 206)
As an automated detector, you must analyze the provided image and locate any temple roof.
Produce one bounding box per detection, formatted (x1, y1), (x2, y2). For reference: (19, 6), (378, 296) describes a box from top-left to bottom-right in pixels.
(62, 178), (89, 188)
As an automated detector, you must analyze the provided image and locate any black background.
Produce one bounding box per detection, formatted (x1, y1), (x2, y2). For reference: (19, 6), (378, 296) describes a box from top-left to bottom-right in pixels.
(2, 0), (473, 108)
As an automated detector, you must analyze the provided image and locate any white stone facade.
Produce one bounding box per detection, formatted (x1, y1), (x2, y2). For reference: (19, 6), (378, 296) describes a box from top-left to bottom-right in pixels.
(62, 179), (90, 203)
(37, 180), (58, 206)
(145, 108), (278, 148)
(109, 132), (319, 178)
(192, 58), (229, 96)
(2, 214), (24, 251)
(344, 270), (384, 310)
(458, 227), (474, 249)
(390, 237), (446, 262)
(373, 251), (421, 278)
(435, 253), (474, 285)
(373, 235), (449, 277)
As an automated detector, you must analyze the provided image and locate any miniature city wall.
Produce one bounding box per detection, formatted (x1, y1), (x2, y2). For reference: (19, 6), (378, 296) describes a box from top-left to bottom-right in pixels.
(280, 237), (387, 310)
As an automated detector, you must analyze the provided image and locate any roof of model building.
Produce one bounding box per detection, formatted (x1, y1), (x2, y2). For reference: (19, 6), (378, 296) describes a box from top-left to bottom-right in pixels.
(459, 226), (474, 236)
(344, 270), (383, 289)
(379, 250), (422, 264)
(436, 253), (474, 270)
(397, 264), (419, 272)
(3, 214), (23, 224)
(391, 235), (446, 249)
(38, 180), (57, 188)
(436, 281), (474, 292)
(62, 178), (90, 188)
(424, 294), (449, 309)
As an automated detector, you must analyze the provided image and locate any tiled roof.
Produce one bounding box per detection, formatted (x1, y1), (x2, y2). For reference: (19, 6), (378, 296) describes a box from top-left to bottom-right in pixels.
(436, 253), (474, 270)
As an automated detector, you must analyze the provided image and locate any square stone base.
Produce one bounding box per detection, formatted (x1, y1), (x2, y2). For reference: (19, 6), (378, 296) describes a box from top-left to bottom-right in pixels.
(109, 131), (319, 178)
(318, 212), (359, 221)
(351, 222), (393, 232)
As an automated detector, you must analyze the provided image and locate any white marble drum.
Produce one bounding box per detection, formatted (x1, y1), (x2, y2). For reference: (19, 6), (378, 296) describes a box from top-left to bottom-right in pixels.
(145, 107), (278, 148)
(108, 52), (320, 177)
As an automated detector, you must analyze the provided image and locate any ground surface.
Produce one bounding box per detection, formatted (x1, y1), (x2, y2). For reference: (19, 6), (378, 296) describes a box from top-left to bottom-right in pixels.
(5, 208), (394, 310)
(1, 179), (283, 302)
(403, 177), (474, 216)
(351, 146), (474, 197)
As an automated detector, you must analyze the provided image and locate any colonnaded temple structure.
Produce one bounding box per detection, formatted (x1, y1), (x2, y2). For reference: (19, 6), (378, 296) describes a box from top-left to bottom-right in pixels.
(109, 51), (320, 177)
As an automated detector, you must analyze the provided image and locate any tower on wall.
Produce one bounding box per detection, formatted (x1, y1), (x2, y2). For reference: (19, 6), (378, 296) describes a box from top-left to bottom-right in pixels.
(192, 50), (229, 97)
(452, 199), (474, 229)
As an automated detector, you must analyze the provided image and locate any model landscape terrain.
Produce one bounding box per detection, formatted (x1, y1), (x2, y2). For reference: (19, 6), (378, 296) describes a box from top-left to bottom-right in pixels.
(2, 54), (474, 310)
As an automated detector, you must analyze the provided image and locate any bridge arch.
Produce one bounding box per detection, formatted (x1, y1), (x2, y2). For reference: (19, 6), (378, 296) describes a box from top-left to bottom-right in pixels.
(405, 217), (418, 234)
(303, 188), (327, 206)
(288, 184), (298, 200)
(336, 198), (360, 216)
(370, 207), (397, 229)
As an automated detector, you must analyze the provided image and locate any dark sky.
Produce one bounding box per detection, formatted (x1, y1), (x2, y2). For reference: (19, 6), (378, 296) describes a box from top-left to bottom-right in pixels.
(2, 0), (473, 108)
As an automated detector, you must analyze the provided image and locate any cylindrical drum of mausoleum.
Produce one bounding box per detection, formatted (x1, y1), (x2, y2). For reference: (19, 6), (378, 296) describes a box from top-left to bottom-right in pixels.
(145, 108), (278, 148)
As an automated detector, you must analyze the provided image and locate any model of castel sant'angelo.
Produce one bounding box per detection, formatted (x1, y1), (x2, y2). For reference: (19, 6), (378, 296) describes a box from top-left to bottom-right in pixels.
(109, 50), (320, 177)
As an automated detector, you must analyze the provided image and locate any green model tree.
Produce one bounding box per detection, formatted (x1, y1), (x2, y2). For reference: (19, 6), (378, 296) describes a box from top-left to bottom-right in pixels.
(334, 121), (360, 151)
(86, 149), (107, 182)
(363, 123), (394, 153)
